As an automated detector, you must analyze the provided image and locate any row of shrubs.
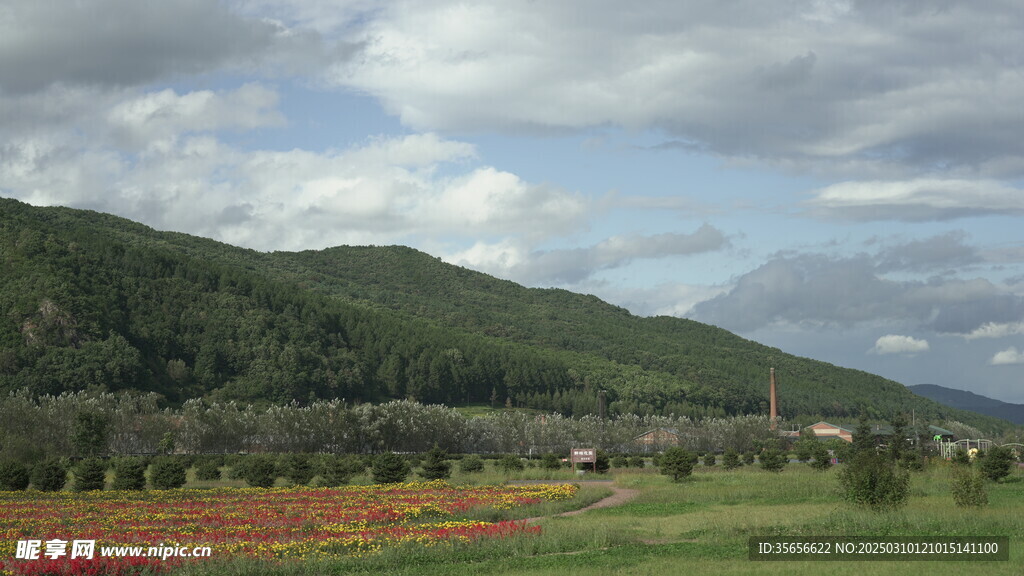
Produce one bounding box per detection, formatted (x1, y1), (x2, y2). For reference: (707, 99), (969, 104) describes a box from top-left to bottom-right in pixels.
(0, 448), (646, 492)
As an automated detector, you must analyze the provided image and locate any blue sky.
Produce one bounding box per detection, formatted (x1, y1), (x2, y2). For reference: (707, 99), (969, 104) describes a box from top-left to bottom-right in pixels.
(2, 1), (1023, 403)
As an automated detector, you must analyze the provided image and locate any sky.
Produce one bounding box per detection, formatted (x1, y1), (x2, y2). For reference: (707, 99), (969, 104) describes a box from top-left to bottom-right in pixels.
(1, 1), (1023, 404)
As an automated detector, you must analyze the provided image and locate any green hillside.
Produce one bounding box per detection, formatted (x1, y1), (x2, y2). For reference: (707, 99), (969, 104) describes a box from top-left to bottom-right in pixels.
(0, 197), (1009, 431)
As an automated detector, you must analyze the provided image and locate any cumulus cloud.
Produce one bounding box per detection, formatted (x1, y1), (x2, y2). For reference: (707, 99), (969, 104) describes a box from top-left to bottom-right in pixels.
(0, 109), (588, 252)
(329, 0), (1024, 176)
(448, 224), (729, 285)
(870, 334), (930, 355)
(991, 347), (1024, 365)
(807, 179), (1024, 221)
(106, 85), (285, 148)
(965, 322), (1024, 340)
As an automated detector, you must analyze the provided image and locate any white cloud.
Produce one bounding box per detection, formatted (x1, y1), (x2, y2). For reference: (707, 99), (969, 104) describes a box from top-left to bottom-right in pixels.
(330, 0), (1024, 176)
(448, 225), (729, 286)
(991, 347), (1024, 365)
(106, 85), (284, 148)
(807, 179), (1024, 221)
(0, 95), (588, 252)
(870, 335), (930, 355)
(965, 322), (1024, 341)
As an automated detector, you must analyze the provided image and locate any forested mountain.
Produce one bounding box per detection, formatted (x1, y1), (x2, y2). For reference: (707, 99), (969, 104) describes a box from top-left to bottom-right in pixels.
(909, 384), (1024, 426)
(0, 198), (1008, 431)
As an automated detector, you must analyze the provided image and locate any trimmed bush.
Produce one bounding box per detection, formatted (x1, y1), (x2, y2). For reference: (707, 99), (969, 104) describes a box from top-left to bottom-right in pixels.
(703, 453), (716, 467)
(0, 460), (30, 491)
(611, 455), (628, 469)
(742, 451), (756, 466)
(628, 456), (646, 468)
(540, 453), (563, 470)
(73, 458), (107, 492)
(594, 450), (610, 474)
(659, 447), (696, 482)
(372, 452), (411, 484)
(459, 455), (485, 473)
(31, 459), (68, 492)
(149, 457), (186, 490)
(112, 458), (147, 490)
(497, 454), (525, 473)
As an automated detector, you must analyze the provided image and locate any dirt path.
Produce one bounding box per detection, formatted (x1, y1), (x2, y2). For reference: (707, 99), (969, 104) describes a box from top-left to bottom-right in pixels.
(520, 481), (639, 523)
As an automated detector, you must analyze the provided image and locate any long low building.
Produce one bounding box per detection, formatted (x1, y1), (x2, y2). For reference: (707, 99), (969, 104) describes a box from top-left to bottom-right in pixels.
(784, 421), (855, 443)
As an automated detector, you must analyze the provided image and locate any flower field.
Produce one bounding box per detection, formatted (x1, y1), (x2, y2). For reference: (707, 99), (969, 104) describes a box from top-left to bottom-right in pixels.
(0, 481), (578, 575)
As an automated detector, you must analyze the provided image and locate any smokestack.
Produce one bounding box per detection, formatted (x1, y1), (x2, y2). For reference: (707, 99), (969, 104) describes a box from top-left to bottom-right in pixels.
(769, 367), (777, 430)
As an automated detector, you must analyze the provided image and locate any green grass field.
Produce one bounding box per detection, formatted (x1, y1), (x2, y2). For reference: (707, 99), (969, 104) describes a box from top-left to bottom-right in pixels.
(170, 461), (1024, 576)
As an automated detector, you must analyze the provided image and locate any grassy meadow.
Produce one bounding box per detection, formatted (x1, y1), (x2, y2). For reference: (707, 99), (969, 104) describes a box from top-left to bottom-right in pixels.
(161, 460), (1024, 576)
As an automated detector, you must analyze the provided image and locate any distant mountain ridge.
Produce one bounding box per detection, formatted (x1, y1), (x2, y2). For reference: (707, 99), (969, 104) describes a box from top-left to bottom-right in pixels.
(0, 197), (1011, 432)
(908, 384), (1024, 426)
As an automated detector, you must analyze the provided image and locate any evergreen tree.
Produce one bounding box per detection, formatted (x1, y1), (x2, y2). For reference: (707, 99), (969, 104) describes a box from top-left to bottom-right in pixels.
(149, 457), (186, 490)
(283, 453), (314, 486)
(980, 446), (1014, 482)
(809, 443), (833, 471)
(112, 458), (147, 490)
(239, 454), (278, 488)
(852, 413), (875, 455)
(759, 448), (786, 473)
(794, 427), (817, 462)
(0, 460), (30, 491)
(31, 458), (67, 492)
(194, 457), (223, 481)
(722, 449), (740, 470)
(418, 445), (452, 480)
(888, 413), (909, 462)
(659, 447), (696, 482)
(321, 455), (361, 486)
(73, 458), (107, 491)
(372, 452), (411, 484)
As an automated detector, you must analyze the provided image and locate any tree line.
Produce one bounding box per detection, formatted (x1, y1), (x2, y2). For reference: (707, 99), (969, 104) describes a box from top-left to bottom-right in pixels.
(0, 390), (784, 462)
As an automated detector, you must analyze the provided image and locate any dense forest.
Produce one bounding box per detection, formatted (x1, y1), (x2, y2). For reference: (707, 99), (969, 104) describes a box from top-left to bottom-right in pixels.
(0, 198), (1008, 431)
